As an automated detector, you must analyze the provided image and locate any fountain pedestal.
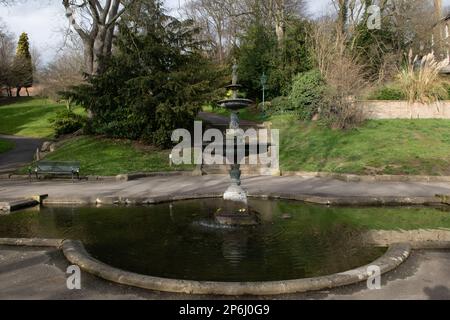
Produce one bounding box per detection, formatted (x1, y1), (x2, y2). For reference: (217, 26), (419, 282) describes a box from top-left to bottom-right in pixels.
(223, 179), (247, 203)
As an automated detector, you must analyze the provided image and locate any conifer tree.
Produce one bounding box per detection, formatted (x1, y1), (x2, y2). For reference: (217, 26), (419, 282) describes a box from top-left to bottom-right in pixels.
(13, 32), (33, 96)
(65, 0), (222, 147)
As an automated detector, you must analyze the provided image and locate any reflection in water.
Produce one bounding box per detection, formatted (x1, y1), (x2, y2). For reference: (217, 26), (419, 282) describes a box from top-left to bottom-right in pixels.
(221, 232), (249, 266)
(169, 203), (174, 223)
(3, 199), (448, 281)
(192, 219), (250, 265)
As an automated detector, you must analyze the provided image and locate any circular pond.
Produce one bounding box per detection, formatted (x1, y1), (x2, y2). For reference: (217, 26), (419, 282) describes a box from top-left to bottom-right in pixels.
(2, 198), (449, 282)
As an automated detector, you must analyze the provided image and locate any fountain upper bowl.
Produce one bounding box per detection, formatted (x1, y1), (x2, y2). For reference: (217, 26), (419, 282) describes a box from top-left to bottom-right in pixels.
(218, 98), (254, 111)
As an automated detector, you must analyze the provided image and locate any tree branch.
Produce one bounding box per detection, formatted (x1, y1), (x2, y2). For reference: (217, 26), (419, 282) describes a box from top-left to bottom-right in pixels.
(102, 0), (112, 22)
(106, 0), (136, 28)
(87, 0), (101, 23)
(62, 0), (90, 41)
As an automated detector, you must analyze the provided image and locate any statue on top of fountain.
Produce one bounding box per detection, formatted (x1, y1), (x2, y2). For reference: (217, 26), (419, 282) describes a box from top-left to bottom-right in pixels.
(232, 61), (238, 89)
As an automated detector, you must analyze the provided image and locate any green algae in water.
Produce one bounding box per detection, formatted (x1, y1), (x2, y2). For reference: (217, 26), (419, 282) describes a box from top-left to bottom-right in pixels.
(2, 199), (448, 282)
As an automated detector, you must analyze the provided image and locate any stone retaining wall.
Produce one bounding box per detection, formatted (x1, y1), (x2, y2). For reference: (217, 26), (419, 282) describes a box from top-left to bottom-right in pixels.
(361, 100), (450, 119)
(281, 171), (450, 183)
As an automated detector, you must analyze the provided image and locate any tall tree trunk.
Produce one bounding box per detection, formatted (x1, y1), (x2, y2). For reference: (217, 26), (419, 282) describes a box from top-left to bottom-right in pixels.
(93, 26), (108, 75)
(337, 0), (348, 42)
(337, 0), (348, 34)
(104, 27), (115, 58)
(217, 29), (224, 63)
(435, 0), (442, 21)
(83, 39), (95, 75)
(434, 0), (443, 55)
(274, 0), (285, 46)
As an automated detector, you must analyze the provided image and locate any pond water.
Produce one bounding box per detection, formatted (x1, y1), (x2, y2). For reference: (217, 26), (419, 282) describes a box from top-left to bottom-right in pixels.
(1, 199), (449, 282)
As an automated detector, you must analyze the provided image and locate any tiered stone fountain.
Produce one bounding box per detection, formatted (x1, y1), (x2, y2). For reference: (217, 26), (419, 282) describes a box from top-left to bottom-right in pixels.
(215, 63), (259, 226)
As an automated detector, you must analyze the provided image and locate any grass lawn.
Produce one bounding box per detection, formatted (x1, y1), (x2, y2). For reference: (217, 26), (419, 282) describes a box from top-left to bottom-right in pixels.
(272, 114), (450, 176)
(7, 97), (450, 176)
(1, 98), (191, 175)
(41, 136), (194, 176)
(0, 139), (14, 154)
(0, 97), (84, 138)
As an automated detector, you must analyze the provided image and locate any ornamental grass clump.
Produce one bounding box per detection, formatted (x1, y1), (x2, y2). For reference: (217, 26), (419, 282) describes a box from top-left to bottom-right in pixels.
(398, 51), (449, 104)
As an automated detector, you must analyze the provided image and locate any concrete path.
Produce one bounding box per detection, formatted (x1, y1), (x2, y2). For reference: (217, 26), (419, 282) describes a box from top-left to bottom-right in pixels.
(0, 245), (449, 300)
(0, 135), (43, 173)
(323, 250), (450, 300)
(0, 246), (172, 300)
(1, 175), (450, 202)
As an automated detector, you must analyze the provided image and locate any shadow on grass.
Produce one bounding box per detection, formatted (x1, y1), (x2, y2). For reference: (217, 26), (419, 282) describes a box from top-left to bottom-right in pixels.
(0, 104), (61, 138)
(0, 97), (35, 107)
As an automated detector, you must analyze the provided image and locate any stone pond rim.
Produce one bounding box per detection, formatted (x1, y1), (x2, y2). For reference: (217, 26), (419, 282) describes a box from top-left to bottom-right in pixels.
(0, 238), (410, 296)
(61, 240), (410, 295)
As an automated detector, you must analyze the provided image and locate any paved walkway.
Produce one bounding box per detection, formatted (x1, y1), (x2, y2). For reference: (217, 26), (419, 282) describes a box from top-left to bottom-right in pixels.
(0, 246), (449, 300)
(0, 135), (43, 173)
(1, 175), (450, 202)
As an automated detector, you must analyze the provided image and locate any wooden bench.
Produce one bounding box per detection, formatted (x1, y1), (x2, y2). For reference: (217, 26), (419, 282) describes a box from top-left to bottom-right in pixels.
(29, 161), (80, 182)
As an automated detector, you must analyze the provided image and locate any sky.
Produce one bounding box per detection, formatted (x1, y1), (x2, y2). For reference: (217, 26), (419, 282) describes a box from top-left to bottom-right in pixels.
(0, 0), (447, 65)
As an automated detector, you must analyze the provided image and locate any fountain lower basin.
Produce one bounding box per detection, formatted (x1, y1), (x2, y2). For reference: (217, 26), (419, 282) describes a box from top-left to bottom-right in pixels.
(0, 198), (422, 282)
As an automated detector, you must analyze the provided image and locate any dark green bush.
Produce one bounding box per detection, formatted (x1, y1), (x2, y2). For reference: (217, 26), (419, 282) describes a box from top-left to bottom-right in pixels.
(267, 96), (292, 115)
(368, 86), (405, 100)
(51, 109), (85, 137)
(289, 70), (327, 120)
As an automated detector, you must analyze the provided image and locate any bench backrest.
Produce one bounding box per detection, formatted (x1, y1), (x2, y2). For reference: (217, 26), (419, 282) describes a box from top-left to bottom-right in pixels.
(36, 161), (80, 172)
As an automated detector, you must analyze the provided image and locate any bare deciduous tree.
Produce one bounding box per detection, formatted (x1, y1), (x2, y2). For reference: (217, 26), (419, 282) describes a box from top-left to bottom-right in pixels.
(184, 0), (230, 63)
(184, 0), (305, 62)
(249, 0), (305, 44)
(0, 20), (15, 96)
(62, 0), (136, 75)
(38, 48), (84, 102)
(310, 16), (369, 129)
